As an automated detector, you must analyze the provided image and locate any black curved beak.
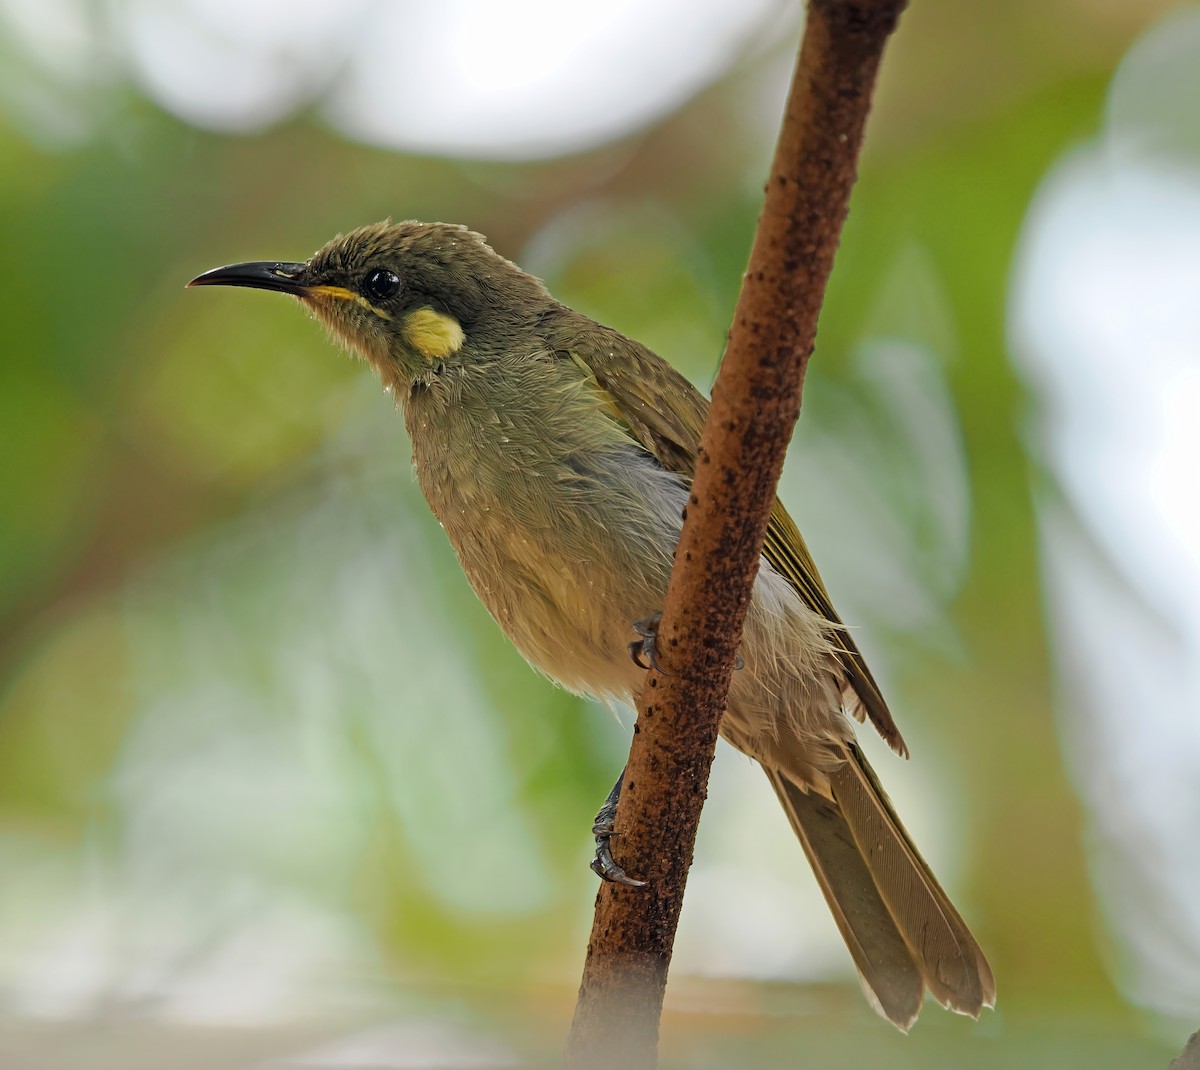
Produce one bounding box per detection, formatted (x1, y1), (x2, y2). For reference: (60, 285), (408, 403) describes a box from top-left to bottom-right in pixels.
(187, 261), (311, 295)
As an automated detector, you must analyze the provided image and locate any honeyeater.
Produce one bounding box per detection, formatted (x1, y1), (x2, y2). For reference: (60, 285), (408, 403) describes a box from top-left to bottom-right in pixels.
(190, 220), (994, 1030)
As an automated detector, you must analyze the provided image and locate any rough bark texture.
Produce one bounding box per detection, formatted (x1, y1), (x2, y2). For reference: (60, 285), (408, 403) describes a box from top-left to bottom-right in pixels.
(565, 2), (909, 1067)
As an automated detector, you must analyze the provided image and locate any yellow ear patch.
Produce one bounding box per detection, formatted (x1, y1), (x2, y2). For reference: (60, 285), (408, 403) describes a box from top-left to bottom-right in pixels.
(404, 307), (465, 361)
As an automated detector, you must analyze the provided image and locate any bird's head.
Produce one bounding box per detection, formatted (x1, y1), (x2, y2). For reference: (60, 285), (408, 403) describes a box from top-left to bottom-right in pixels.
(188, 220), (553, 390)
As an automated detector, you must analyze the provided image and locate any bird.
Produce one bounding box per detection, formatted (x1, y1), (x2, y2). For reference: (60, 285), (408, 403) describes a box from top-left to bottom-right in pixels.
(189, 219), (995, 1030)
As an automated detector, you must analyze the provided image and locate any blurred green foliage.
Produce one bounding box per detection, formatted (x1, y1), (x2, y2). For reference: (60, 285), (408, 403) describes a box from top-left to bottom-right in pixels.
(0, 0), (1192, 1065)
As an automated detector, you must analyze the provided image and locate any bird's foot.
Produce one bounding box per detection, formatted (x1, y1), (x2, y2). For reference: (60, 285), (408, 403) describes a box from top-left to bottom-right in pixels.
(629, 614), (667, 673)
(590, 824), (647, 887)
(628, 613), (744, 671)
(590, 772), (646, 887)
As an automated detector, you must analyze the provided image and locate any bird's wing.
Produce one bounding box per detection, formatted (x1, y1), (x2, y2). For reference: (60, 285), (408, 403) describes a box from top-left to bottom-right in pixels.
(561, 330), (708, 478)
(557, 322), (907, 756)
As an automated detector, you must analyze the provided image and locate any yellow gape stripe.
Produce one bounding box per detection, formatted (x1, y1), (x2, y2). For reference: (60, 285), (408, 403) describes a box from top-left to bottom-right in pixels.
(404, 307), (465, 360)
(308, 284), (394, 320)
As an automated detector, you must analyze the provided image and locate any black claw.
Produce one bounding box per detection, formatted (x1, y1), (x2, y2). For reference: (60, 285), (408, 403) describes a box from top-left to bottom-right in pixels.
(628, 613), (668, 674)
(591, 827), (647, 887)
(590, 770), (647, 888)
(628, 613), (745, 673)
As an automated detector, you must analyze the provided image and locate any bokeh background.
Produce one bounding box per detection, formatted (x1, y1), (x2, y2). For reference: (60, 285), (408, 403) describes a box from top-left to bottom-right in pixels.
(2, 1), (1199, 1066)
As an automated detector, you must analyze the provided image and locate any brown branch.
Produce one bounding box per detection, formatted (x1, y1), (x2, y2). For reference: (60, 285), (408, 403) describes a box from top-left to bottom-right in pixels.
(1172, 1030), (1200, 1070)
(565, 2), (908, 1066)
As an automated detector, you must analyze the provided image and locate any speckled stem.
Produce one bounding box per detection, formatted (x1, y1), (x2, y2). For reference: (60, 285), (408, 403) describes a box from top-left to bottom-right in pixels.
(565, 2), (909, 1066)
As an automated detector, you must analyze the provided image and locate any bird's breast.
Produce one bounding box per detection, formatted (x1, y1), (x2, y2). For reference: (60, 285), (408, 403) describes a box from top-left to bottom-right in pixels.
(403, 370), (687, 698)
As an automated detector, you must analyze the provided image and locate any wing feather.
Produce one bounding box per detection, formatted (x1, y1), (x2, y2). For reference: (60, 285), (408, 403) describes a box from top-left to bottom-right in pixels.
(554, 315), (906, 754)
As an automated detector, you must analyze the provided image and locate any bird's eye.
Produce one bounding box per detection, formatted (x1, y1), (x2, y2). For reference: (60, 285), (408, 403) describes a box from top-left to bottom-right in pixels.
(362, 268), (401, 302)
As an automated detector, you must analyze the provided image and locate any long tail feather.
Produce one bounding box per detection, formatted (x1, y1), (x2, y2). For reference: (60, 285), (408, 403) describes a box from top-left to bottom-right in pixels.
(767, 743), (995, 1028)
(767, 768), (924, 1030)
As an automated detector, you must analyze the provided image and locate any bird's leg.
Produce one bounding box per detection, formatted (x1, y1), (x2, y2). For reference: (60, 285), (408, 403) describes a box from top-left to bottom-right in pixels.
(590, 769), (647, 887)
(629, 614), (666, 673)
